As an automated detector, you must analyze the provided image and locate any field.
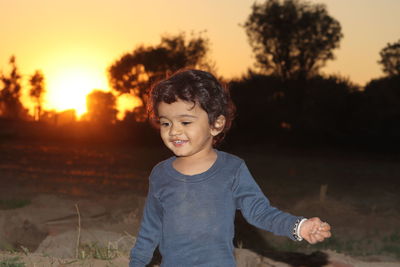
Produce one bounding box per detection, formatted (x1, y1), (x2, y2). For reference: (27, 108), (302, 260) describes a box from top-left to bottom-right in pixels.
(0, 138), (399, 266)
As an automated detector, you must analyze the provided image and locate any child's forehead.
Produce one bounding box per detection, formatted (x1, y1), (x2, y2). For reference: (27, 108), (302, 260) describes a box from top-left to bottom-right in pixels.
(159, 98), (195, 109)
(157, 99), (205, 117)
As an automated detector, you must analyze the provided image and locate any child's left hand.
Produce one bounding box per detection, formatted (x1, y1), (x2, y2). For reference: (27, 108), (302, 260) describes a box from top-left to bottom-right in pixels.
(300, 217), (331, 244)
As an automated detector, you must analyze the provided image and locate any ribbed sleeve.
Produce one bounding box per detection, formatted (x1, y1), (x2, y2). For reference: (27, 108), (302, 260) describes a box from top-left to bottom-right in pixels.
(129, 179), (163, 266)
(232, 162), (302, 240)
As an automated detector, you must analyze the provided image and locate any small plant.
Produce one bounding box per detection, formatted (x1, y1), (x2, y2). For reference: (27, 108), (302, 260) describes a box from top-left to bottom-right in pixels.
(78, 242), (119, 260)
(0, 256), (25, 267)
(0, 199), (30, 210)
(19, 246), (29, 256)
(382, 231), (400, 259)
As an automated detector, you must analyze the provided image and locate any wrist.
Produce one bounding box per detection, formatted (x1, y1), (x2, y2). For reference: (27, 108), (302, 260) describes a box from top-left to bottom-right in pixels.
(293, 218), (307, 241)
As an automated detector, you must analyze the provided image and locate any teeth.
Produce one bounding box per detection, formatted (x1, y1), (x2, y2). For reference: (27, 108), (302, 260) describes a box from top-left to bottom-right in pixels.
(173, 140), (184, 144)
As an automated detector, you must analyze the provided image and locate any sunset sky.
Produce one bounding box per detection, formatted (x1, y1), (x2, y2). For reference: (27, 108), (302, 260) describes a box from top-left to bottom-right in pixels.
(0, 0), (399, 116)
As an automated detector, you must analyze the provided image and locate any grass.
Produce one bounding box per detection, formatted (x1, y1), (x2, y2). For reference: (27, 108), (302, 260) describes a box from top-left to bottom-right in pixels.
(0, 199), (30, 210)
(78, 242), (119, 260)
(382, 231), (400, 258)
(0, 256), (25, 267)
(317, 231), (400, 259)
(258, 229), (400, 260)
(74, 203), (123, 261)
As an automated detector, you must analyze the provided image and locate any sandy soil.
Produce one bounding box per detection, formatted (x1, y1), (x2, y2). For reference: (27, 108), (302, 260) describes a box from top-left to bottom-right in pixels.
(0, 140), (399, 266)
(0, 193), (399, 267)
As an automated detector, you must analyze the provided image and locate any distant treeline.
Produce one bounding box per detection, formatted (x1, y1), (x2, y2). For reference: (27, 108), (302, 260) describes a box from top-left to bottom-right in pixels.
(228, 73), (400, 149)
(1, 73), (399, 150)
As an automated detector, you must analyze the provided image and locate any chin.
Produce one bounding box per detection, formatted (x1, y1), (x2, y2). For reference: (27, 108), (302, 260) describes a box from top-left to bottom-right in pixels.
(173, 151), (188, 157)
(173, 149), (193, 158)
(168, 147), (186, 156)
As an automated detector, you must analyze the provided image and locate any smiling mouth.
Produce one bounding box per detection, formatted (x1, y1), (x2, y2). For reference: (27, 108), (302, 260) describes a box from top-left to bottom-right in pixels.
(171, 140), (188, 146)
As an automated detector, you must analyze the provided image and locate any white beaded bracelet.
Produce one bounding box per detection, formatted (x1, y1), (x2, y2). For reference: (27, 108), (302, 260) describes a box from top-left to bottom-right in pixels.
(293, 218), (307, 241)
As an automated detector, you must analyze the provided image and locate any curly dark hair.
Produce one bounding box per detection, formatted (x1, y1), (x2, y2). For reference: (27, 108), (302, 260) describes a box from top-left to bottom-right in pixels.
(147, 69), (235, 146)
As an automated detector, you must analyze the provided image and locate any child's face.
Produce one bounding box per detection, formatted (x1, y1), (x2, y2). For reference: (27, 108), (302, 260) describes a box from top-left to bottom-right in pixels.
(157, 99), (222, 159)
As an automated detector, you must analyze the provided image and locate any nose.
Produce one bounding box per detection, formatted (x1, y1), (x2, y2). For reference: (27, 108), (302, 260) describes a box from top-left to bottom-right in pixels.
(169, 123), (182, 136)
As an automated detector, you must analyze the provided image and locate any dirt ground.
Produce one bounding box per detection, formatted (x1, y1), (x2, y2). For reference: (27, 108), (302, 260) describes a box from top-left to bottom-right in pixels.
(0, 139), (399, 266)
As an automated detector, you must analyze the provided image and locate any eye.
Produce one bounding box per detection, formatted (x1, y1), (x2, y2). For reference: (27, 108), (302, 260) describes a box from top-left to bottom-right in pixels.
(160, 121), (170, 127)
(181, 121), (192, 126)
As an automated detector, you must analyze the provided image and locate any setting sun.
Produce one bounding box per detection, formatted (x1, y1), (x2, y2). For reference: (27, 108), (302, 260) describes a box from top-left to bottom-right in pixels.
(45, 66), (109, 117)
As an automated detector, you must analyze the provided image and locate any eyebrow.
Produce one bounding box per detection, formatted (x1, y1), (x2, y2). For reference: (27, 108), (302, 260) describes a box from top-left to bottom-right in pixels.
(159, 114), (198, 119)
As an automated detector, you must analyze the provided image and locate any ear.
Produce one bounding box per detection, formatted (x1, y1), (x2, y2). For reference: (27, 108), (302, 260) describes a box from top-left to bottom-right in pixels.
(210, 115), (226, 136)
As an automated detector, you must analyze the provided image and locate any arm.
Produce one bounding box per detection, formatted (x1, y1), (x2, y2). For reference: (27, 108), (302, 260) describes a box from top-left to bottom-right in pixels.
(232, 162), (302, 240)
(130, 181), (163, 267)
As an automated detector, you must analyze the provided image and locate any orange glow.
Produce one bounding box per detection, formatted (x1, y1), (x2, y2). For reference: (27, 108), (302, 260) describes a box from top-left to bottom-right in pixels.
(45, 66), (109, 118)
(1, 0), (399, 115)
(116, 94), (143, 120)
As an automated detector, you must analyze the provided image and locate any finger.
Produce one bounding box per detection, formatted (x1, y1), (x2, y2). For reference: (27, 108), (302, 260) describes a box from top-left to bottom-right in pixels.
(313, 233), (326, 242)
(307, 233), (318, 244)
(312, 225), (320, 235)
(320, 230), (331, 238)
(308, 232), (325, 243)
(309, 222), (318, 234)
(309, 236), (318, 244)
(319, 222), (331, 231)
(310, 217), (323, 224)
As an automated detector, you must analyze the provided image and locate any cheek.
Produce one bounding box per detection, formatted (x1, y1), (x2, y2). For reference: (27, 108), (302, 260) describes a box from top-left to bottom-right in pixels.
(159, 128), (168, 140)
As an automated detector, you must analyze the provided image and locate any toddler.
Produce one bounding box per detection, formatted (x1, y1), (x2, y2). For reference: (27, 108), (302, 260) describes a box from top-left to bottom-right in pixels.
(130, 69), (331, 266)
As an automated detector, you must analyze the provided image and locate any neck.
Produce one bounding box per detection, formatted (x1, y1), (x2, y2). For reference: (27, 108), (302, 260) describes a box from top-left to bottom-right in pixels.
(173, 148), (217, 175)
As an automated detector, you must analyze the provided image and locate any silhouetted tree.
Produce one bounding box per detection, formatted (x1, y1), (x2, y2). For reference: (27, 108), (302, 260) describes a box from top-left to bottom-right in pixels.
(108, 32), (212, 120)
(243, 0), (342, 80)
(29, 70), (46, 121)
(0, 56), (27, 119)
(297, 75), (358, 139)
(354, 76), (400, 142)
(378, 39), (400, 77)
(229, 72), (358, 144)
(229, 72), (284, 138)
(85, 90), (117, 124)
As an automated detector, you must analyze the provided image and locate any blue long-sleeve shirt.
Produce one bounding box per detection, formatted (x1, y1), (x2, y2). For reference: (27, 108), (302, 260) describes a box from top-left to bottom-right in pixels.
(130, 150), (302, 266)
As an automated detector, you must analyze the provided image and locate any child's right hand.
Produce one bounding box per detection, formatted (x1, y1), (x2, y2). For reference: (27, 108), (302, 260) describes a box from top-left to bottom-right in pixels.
(300, 217), (331, 244)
